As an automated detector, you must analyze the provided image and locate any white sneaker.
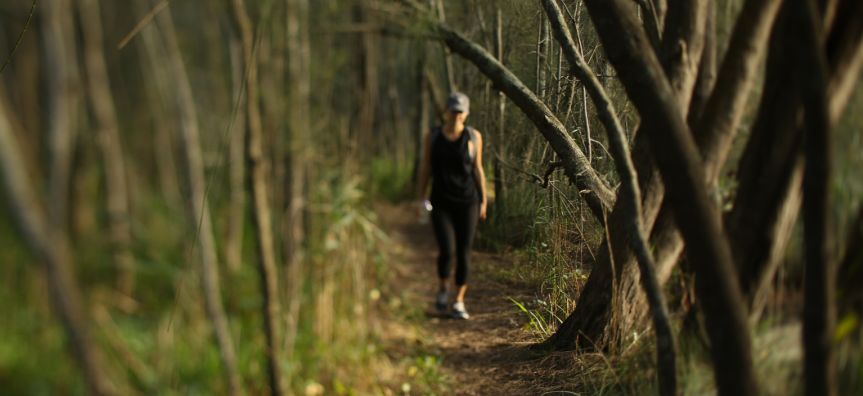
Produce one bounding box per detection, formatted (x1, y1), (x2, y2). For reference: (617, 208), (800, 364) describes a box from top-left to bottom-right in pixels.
(451, 301), (470, 320)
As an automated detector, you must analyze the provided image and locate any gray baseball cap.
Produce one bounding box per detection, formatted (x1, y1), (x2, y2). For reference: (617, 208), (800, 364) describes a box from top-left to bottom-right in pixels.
(447, 92), (470, 113)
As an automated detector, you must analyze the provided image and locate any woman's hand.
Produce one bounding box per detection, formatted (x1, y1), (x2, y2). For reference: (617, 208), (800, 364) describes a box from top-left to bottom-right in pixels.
(417, 200), (432, 224)
(479, 200), (487, 221)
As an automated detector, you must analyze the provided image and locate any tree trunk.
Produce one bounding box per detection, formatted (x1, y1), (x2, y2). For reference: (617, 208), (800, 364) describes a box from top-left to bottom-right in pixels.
(354, 2), (379, 152)
(793, 0), (837, 394)
(729, 0), (863, 316)
(42, 0), (81, 235)
(411, 62), (430, 187)
(541, 5), (678, 393)
(225, 37), (246, 274)
(546, 0), (779, 354)
(688, 0), (717, 123)
(228, 0), (287, 394)
(283, 0), (311, 363)
(434, 0), (456, 91)
(535, 14), (549, 99)
(76, 0), (136, 295)
(0, 80), (117, 396)
(145, 5), (244, 395)
(543, 0), (703, 350)
(581, 1), (757, 394)
(694, 0), (783, 181)
(838, 207), (863, 314)
(493, 6), (506, 211)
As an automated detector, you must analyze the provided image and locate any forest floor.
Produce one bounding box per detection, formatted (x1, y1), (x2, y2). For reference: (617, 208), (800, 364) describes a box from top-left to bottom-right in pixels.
(373, 202), (584, 395)
(369, 202), (815, 396)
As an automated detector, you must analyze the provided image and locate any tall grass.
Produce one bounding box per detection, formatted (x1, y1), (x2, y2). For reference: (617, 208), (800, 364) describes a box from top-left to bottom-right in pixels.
(0, 165), (405, 394)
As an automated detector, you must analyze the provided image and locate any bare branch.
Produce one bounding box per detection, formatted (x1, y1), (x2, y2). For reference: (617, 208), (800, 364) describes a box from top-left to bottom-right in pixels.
(117, 0), (170, 50)
(695, 0), (783, 182)
(0, 0), (37, 74)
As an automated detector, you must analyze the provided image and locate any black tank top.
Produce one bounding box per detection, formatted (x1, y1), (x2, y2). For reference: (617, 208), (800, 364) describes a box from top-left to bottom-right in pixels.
(430, 126), (480, 206)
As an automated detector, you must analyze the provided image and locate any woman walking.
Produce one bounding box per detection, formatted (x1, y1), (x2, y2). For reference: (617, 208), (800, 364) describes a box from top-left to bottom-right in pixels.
(416, 92), (488, 319)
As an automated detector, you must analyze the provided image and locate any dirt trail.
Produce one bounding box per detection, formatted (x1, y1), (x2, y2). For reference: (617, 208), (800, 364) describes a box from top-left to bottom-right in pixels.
(375, 202), (573, 395)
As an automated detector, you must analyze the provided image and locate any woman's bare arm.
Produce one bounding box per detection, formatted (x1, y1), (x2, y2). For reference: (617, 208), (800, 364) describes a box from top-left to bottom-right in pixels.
(472, 130), (488, 219)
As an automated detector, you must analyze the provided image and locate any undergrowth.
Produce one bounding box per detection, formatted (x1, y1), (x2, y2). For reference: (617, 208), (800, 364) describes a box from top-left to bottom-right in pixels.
(0, 168), (413, 395)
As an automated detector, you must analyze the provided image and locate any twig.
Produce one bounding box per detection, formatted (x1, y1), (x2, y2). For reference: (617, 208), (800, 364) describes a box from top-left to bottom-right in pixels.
(488, 145), (562, 189)
(0, 0), (37, 74)
(541, 161), (564, 188)
(116, 0), (170, 50)
(317, 24), (438, 39)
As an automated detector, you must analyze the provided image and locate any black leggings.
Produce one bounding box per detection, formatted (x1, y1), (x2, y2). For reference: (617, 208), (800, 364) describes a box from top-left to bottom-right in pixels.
(431, 201), (479, 286)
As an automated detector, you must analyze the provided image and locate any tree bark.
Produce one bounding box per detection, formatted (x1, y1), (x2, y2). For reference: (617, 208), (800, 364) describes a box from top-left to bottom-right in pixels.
(547, 0), (781, 354)
(354, 2), (379, 152)
(493, 5), (506, 210)
(659, 0), (708, 112)
(688, 0), (716, 123)
(146, 5), (244, 395)
(228, 0), (287, 394)
(544, 0), (709, 351)
(283, 0), (311, 363)
(535, 13), (549, 99)
(727, 2), (804, 308)
(580, 1), (757, 394)
(412, 63), (430, 188)
(225, 37), (246, 274)
(0, 81), (117, 396)
(77, 0), (136, 295)
(42, 0), (81, 234)
(541, 4), (678, 393)
(433, 0), (456, 92)
(729, 0), (863, 315)
(793, 0), (837, 394)
(838, 207), (863, 314)
(694, 0), (783, 182)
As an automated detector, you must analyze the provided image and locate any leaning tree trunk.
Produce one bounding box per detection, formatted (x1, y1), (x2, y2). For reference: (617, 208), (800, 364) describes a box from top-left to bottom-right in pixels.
(646, 0), (784, 297)
(143, 5), (244, 395)
(729, 0), (863, 318)
(580, 0), (757, 394)
(0, 76), (117, 396)
(793, 0), (837, 394)
(77, 0), (136, 295)
(541, 4), (677, 394)
(228, 0), (287, 394)
(546, 0), (781, 352)
(726, 4), (806, 315)
(543, 0), (707, 350)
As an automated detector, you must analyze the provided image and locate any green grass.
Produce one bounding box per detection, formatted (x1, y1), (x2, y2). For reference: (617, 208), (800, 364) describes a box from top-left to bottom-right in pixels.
(0, 168), (407, 395)
(367, 156), (415, 202)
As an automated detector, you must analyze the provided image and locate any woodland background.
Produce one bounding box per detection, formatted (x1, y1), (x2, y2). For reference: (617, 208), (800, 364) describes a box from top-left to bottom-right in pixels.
(1, 0), (862, 395)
